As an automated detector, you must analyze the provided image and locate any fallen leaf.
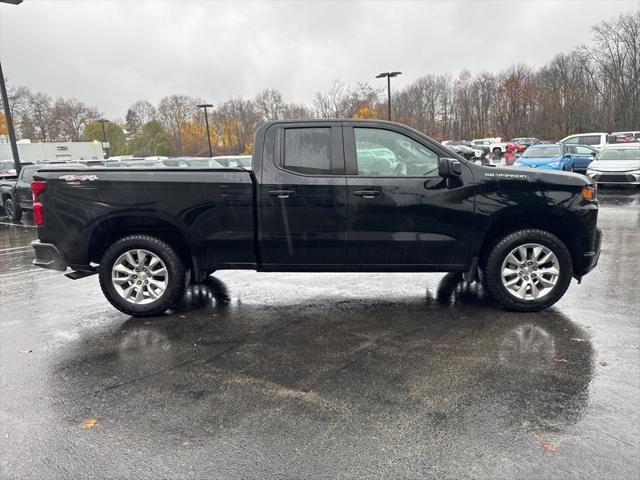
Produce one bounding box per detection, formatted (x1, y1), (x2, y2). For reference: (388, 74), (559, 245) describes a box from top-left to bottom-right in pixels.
(181, 440), (192, 446)
(543, 443), (556, 453)
(81, 419), (97, 429)
(600, 361), (608, 367)
(19, 349), (32, 354)
(180, 315), (187, 320)
(553, 357), (569, 363)
(570, 338), (586, 342)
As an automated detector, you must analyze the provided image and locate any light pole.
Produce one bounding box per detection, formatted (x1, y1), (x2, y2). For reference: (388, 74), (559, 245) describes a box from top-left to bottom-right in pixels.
(98, 119), (110, 158)
(0, 0), (23, 174)
(197, 103), (214, 157)
(376, 71), (402, 121)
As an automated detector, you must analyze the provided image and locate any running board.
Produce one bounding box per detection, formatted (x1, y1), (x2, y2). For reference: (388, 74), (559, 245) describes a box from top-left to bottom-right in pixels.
(65, 270), (97, 280)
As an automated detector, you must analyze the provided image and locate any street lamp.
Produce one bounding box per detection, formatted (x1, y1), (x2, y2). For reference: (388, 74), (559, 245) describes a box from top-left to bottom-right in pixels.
(0, 0), (23, 175)
(98, 119), (110, 158)
(376, 71), (402, 121)
(197, 103), (214, 157)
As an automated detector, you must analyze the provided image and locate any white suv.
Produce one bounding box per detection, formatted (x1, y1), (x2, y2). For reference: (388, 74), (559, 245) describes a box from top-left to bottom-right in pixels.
(558, 133), (609, 150)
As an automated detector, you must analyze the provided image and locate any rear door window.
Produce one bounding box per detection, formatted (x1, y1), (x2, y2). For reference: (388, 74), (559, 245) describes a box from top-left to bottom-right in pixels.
(578, 135), (601, 145)
(283, 128), (332, 175)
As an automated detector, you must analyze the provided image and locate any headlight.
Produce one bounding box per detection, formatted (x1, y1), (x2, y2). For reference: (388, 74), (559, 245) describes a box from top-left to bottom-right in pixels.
(548, 161), (560, 167)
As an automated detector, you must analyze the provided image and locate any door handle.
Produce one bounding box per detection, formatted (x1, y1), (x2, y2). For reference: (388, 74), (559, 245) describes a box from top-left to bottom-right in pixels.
(268, 189), (296, 199)
(353, 190), (382, 199)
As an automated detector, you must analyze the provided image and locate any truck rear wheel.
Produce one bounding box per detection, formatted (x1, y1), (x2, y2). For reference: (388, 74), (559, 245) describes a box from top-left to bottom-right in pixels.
(3, 197), (22, 222)
(483, 229), (572, 312)
(98, 234), (186, 317)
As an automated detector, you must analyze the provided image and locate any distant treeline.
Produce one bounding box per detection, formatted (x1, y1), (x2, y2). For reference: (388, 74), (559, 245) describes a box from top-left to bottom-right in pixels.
(1, 10), (637, 156)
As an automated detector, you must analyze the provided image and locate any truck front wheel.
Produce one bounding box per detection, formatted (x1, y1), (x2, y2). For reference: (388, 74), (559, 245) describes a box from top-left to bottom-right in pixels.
(483, 229), (573, 312)
(98, 234), (186, 317)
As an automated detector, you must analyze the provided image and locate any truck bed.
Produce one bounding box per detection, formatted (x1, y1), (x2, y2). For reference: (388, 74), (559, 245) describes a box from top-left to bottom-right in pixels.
(34, 167), (257, 273)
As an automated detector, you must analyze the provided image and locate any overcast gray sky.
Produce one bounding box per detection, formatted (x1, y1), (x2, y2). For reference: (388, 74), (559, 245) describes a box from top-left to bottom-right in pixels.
(1, 0), (638, 118)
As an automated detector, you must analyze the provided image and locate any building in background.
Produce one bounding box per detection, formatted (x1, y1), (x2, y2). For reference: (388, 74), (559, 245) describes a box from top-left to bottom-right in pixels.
(0, 140), (104, 163)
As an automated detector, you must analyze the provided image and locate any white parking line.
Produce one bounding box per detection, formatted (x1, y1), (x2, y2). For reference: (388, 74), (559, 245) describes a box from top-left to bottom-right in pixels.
(0, 246), (33, 253)
(0, 221), (36, 228)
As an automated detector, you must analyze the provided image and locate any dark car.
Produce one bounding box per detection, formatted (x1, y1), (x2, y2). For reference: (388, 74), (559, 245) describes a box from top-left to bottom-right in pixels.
(1, 163), (82, 221)
(445, 144), (475, 160)
(31, 120), (600, 316)
(1, 164), (40, 221)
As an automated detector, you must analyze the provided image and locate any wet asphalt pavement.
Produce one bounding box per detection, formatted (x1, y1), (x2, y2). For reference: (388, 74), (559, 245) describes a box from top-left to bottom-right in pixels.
(1, 190), (639, 479)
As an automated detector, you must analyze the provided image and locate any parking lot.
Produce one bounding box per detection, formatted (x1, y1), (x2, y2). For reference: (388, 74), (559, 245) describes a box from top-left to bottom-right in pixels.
(1, 189), (639, 479)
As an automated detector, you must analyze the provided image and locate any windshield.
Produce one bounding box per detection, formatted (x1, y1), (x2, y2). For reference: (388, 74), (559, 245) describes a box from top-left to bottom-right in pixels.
(596, 148), (640, 161)
(521, 145), (561, 158)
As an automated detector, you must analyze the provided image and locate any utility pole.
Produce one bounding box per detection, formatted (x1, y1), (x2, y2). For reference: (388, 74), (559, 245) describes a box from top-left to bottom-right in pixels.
(197, 103), (214, 157)
(0, 60), (22, 175)
(376, 71), (402, 121)
(98, 119), (110, 158)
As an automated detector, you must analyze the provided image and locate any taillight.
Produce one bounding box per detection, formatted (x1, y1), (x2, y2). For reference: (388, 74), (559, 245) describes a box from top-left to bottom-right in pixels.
(31, 180), (48, 225)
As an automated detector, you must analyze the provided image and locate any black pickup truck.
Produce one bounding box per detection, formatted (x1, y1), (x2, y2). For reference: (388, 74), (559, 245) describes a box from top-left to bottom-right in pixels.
(0, 164), (41, 221)
(31, 120), (601, 316)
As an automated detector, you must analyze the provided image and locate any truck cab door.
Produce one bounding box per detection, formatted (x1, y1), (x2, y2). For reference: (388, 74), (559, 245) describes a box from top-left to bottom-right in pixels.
(258, 122), (348, 269)
(343, 123), (476, 269)
(16, 165), (36, 209)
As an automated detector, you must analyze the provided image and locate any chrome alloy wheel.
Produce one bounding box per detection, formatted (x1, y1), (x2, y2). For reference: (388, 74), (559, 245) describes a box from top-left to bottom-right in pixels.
(111, 249), (169, 305)
(500, 243), (560, 301)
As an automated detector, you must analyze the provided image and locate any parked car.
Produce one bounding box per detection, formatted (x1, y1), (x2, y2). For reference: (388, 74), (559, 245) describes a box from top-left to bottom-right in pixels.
(0, 159), (19, 179)
(213, 155), (252, 169)
(445, 144), (475, 160)
(442, 140), (471, 147)
(610, 131), (640, 143)
(470, 139), (494, 155)
(558, 132), (609, 150)
(565, 145), (599, 173)
(513, 143), (593, 172)
(511, 138), (539, 148)
(1, 164), (39, 220)
(586, 143), (640, 186)
(488, 141), (516, 155)
(31, 119), (600, 316)
(1, 163), (81, 221)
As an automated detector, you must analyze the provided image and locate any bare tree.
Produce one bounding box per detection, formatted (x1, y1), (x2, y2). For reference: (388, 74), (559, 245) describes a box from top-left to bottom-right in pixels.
(27, 92), (54, 141)
(129, 100), (157, 126)
(254, 89), (285, 121)
(52, 98), (100, 141)
(158, 94), (201, 153)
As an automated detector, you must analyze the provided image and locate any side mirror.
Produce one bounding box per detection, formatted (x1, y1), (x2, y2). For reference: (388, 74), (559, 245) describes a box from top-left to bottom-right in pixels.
(591, 152), (597, 157)
(564, 153), (572, 159)
(439, 157), (462, 177)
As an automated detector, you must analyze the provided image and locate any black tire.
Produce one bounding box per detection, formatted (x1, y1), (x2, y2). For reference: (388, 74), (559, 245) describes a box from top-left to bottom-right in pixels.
(3, 197), (22, 221)
(492, 147), (502, 156)
(483, 229), (573, 312)
(98, 234), (186, 317)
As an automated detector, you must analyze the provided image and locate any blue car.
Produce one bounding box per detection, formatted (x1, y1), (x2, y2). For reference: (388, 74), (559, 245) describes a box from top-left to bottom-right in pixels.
(514, 144), (597, 173)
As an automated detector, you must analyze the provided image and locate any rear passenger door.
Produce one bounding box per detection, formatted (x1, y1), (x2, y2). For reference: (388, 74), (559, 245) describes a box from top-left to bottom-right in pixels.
(259, 122), (348, 268)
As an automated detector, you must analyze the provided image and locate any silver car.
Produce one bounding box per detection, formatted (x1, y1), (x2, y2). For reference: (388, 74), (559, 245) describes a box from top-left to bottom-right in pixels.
(586, 144), (640, 185)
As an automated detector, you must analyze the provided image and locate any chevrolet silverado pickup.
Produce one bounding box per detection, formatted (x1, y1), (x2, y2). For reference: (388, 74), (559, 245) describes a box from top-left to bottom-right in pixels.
(31, 119), (601, 316)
